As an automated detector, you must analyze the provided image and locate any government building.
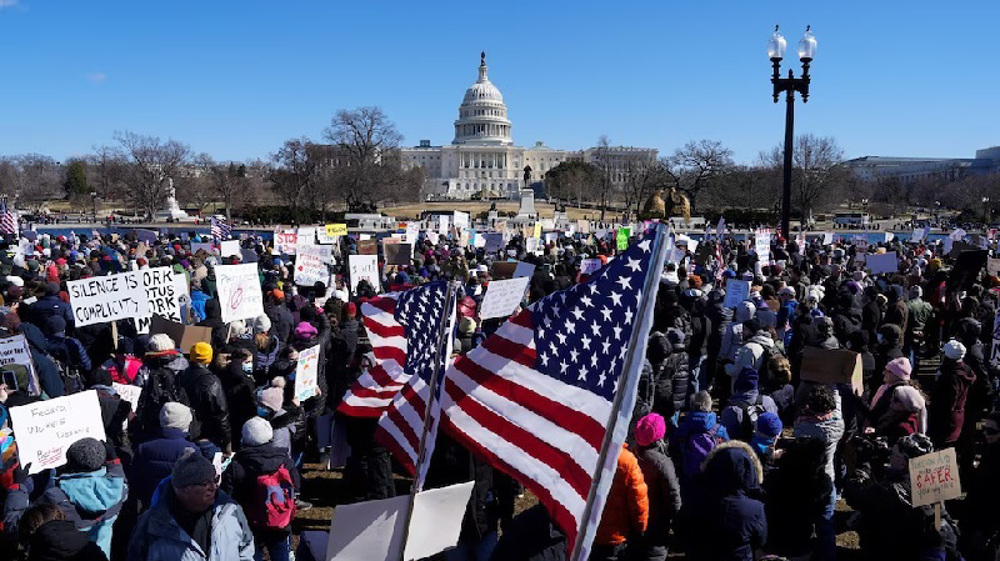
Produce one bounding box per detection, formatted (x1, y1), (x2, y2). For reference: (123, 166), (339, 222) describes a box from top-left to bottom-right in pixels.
(400, 53), (657, 200)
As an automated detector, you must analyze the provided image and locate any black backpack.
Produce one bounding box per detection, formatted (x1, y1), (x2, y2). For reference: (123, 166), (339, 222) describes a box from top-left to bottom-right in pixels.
(739, 393), (767, 442)
(137, 368), (193, 436)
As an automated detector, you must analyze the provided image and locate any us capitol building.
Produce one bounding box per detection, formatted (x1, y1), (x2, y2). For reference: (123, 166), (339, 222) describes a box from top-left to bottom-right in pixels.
(401, 53), (657, 200)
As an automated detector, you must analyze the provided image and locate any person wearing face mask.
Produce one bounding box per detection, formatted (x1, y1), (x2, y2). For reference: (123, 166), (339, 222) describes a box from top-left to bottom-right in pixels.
(217, 349), (259, 451)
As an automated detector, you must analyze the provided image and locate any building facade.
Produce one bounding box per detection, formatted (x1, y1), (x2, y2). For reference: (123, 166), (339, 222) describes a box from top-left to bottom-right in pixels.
(844, 146), (1000, 184)
(401, 53), (656, 200)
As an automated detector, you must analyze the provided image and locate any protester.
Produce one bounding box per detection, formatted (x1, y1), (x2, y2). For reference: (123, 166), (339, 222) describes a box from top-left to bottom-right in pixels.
(633, 413), (681, 561)
(179, 342), (232, 452)
(590, 444), (648, 561)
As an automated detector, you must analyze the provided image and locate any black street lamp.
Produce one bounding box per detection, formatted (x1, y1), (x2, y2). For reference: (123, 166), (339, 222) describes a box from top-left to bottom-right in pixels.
(983, 197), (991, 226)
(90, 191), (98, 222)
(768, 25), (817, 240)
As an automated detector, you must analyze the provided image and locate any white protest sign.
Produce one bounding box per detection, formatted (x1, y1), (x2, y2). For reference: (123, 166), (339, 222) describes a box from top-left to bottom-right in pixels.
(723, 279), (750, 308)
(513, 261), (536, 279)
(755, 229), (772, 263)
(112, 383), (142, 429)
(325, 494), (408, 561)
(823, 232), (835, 245)
(219, 239), (241, 258)
(134, 267), (183, 334)
(866, 252), (899, 275)
(479, 277), (530, 320)
(950, 228), (967, 241)
(909, 448), (961, 507)
(0, 334), (38, 394)
(349, 254), (380, 294)
(297, 226), (316, 246)
(316, 226), (336, 245)
(580, 258), (603, 276)
(294, 344), (321, 402)
(67, 272), (150, 327)
(295, 244), (333, 287)
(275, 230), (298, 255)
(404, 481), (476, 560)
(452, 211), (469, 230)
(10, 390), (106, 474)
(438, 215), (450, 233)
(216, 263), (264, 323)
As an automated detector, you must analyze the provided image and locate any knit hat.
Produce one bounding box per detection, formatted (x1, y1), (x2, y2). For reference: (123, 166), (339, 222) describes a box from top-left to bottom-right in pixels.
(635, 413), (667, 447)
(190, 341), (213, 364)
(160, 402), (193, 432)
(884, 357), (912, 382)
(294, 321), (318, 340)
(666, 327), (686, 347)
(943, 339), (966, 361)
(171, 448), (217, 488)
(258, 386), (284, 413)
(734, 367), (760, 394)
(343, 302), (357, 318)
(459, 316), (477, 335)
(65, 437), (106, 472)
(251, 314), (272, 335)
(756, 412), (783, 438)
(241, 417), (274, 447)
(148, 333), (175, 352)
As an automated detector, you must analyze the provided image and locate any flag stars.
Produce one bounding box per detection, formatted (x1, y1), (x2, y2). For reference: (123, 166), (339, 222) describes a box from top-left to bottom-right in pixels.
(624, 308), (634, 325)
(565, 320), (576, 334)
(613, 324), (623, 340)
(600, 306), (613, 322)
(626, 257), (642, 272)
(598, 371), (607, 386)
(615, 276), (632, 291)
(609, 292), (623, 307)
(539, 351), (549, 366)
(602, 340), (612, 355)
(590, 322), (602, 337)
(560, 360), (568, 375)
(571, 307), (584, 321)
(569, 348), (579, 362)
(580, 335), (592, 350)
(579, 366), (589, 381)
(556, 332), (567, 345)
(638, 239), (651, 252)
(580, 295), (593, 308)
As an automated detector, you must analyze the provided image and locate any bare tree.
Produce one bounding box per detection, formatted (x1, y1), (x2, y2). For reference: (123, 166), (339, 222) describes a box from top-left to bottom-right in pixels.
(0, 155), (64, 211)
(665, 140), (734, 210)
(763, 134), (847, 219)
(618, 155), (665, 221)
(190, 154), (257, 220)
(270, 138), (335, 216)
(86, 146), (128, 202)
(113, 131), (192, 218)
(707, 164), (781, 211)
(592, 135), (613, 220)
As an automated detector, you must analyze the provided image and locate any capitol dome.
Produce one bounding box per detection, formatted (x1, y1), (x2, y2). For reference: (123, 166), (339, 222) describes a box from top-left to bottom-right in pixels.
(453, 52), (513, 146)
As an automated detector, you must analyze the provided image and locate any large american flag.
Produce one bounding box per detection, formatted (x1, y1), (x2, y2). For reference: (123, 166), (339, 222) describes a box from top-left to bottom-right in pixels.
(210, 215), (231, 242)
(441, 228), (664, 558)
(0, 198), (16, 235)
(338, 281), (454, 486)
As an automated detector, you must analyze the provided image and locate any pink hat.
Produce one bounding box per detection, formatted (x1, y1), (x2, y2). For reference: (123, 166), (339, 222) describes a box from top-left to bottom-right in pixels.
(294, 321), (318, 340)
(884, 357), (912, 382)
(635, 413), (667, 447)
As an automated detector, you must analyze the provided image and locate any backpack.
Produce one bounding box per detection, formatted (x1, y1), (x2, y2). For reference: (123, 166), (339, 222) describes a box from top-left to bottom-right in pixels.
(755, 344), (782, 387)
(245, 463), (296, 531)
(46, 338), (86, 395)
(681, 423), (725, 478)
(739, 393), (767, 442)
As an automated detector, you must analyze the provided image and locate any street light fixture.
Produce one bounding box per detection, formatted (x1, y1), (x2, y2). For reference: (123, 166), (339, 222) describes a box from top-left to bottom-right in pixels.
(90, 191), (98, 223)
(769, 25), (816, 240)
(983, 196), (991, 226)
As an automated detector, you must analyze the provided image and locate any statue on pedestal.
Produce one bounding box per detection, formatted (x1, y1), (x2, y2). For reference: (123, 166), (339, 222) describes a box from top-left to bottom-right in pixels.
(641, 187), (691, 225)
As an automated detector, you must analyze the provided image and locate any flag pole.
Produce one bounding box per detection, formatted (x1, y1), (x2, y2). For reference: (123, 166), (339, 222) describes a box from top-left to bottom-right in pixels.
(569, 222), (669, 561)
(398, 281), (458, 561)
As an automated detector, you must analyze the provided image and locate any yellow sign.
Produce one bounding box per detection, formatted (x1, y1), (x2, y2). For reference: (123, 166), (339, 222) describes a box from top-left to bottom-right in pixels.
(325, 223), (348, 237)
(533, 223), (542, 239)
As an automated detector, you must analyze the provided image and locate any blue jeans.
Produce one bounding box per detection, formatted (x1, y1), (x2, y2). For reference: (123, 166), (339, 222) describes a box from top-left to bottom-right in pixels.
(444, 531), (497, 561)
(689, 355), (707, 394)
(815, 489), (837, 561)
(255, 535), (290, 561)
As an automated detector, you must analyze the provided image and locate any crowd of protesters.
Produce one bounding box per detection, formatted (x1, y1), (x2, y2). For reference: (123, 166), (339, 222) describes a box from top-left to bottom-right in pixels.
(0, 224), (994, 561)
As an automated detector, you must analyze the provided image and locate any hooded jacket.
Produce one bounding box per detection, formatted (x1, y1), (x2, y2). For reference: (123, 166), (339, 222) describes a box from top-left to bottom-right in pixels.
(131, 428), (199, 506)
(28, 520), (108, 561)
(928, 358), (975, 445)
(179, 363), (231, 450)
(726, 331), (774, 379)
(636, 442), (681, 546)
(720, 301), (755, 363)
(593, 444), (648, 547)
(41, 463), (128, 557)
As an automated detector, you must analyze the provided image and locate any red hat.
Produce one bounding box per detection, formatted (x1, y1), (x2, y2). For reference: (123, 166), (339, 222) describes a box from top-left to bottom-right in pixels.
(343, 302), (357, 318)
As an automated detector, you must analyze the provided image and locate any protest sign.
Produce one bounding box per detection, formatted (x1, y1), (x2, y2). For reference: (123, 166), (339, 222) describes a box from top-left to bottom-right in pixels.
(215, 263), (264, 323)
(513, 261), (535, 279)
(577, 219), (591, 234)
(437, 215), (449, 233)
(800, 347), (864, 395)
(479, 277), (530, 320)
(489, 261), (516, 280)
(909, 449), (961, 507)
(135, 229), (158, 244)
(580, 258), (603, 276)
(192, 242), (217, 256)
(10, 390), (106, 474)
(357, 239), (377, 255)
(532, 222), (542, 239)
(149, 316), (213, 353)
(219, 239), (241, 258)
(383, 242), (413, 266)
(297, 226), (316, 246)
(483, 233), (504, 253)
(866, 252), (898, 275)
(723, 279), (750, 308)
(404, 482), (476, 560)
(525, 237), (541, 255)
(755, 229), (772, 263)
(349, 254), (380, 294)
(112, 383), (142, 428)
(0, 334), (38, 394)
(67, 272), (150, 327)
(452, 211), (469, 229)
(823, 232), (835, 245)
(988, 258), (1000, 276)
(316, 227), (335, 245)
(616, 228), (630, 250)
(294, 344), (321, 402)
(326, 223), (348, 238)
(275, 230), (298, 254)
(295, 244), (333, 287)
(134, 266), (183, 334)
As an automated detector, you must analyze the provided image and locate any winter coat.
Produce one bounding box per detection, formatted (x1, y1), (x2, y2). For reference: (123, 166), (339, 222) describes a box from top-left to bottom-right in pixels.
(134, 351), (191, 443)
(593, 445), (648, 547)
(290, 314), (332, 419)
(195, 300), (228, 351)
(41, 463), (128, 557)
(763, 437), (833, 558)
(217, 362), (258, 448)
(267, 405), (306, 460)
(793, 411), (845, 486)
(653, 346), (690, 418)
(221, 443), (301, 534)
(680, 440), (767, 561)
(179, 364), (231, 450)
(131, 428), (199, 506)
(720, 302), (755, 363)
(636, 443), (681, 547)
(189, 290), (209, 323)
(264, 302), (294, 344)
(725, 332), (774, 379)
(488, 504), (566, 561)
(928, 359), (975, 445)
(720, 390), (778, 442)
(46, 334), (93, 374)
(126, 488), (255, 561)
(29, 295), (75, 336)
(253, 335), (284, 386)
(27, 520), (108, 561)
(21, 324), (65, 398)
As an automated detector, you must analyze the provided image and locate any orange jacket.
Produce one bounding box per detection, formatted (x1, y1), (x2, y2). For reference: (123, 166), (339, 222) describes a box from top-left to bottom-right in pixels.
(594, 444), (649, 546)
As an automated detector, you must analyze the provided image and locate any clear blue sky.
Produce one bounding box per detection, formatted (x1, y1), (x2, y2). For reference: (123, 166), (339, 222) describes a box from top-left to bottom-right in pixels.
(0, 0), (996, 164)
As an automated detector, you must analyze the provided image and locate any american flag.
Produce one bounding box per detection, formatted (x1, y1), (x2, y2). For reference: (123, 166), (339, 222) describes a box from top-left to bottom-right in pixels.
(338, 281), (454, 486)
(210, 215), (231, 242)
(0, 198), (16, 236)
(441, 227), (665, 559)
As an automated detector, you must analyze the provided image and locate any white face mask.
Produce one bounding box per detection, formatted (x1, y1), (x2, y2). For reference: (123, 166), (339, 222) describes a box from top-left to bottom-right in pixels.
(876, 333), (884, 344)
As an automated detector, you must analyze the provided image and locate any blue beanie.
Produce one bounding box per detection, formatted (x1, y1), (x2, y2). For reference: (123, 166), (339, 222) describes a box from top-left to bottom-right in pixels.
(734, 367), (759, 394)
(757, 412), (783, 438)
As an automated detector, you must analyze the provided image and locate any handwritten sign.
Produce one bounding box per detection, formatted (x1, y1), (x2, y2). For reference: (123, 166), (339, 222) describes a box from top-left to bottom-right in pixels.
(325, 223), (347, 238)
(216, 263), (264, 323)
(616, 228), (631, 251)
(349, 254), (380, 294)
(294, 344), (321, 402)
(383, 242), (413, 266)
(909, 448), (962, 507)
(219, 239), (241, 258)
(67, 272), (150, 327)
(275, 230), (298, 255)
(295, 244), (333, 287)
(10, 390), (107, 474)
(0, 334), (38, 394)
(755, 229), (772, 264)
(112, 383), (142, 429)
(453, 211), (469, 230)
(134, 266), (183, 334)
(479, 277), (531, 320)
(580, 258), (603, 276)
(723, 279), (750, 308)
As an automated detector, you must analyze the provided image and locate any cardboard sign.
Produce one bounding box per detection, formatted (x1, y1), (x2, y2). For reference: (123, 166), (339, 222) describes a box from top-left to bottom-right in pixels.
(149, 316), (213, 353)
(357, 239), (378, 255)
(616, 228), (630, 251)
(219, 239), (241, 258)
(383, 242), (413, 266)
(723, 279), (750, 308)
(295, 244), (333, 287)
(349, 254), (380, 294)
(909, 449), (961, 507)
(987, 258), (1000, 276)
(10, 390), (106, 474)
(326, 223), (348, 238)
(294, 344), (321, 402)
(134, 266), (183, 334)
(275, 230), (298, 255)
(67, 272), (150, 327)
(0, 334), (39, 394)
(800, 347), (863, 394)
(215, 263), (264, 323)
(483, 233), (504, 253)
(866, 252), (898, 275)
(479, 277), (530, 320)
(581, 258), (603, 276)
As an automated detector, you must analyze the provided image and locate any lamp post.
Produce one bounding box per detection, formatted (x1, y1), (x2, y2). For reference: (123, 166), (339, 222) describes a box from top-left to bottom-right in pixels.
(90, 191), (98, 223)
(983, 197), (991, 227)
(862, 198), (869, 233)
(768, 25), (817, 240)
